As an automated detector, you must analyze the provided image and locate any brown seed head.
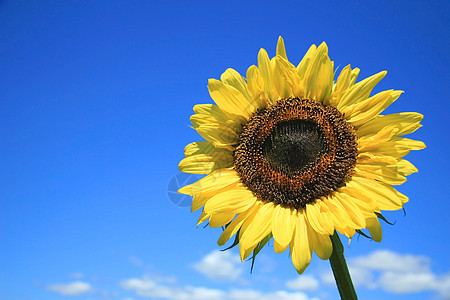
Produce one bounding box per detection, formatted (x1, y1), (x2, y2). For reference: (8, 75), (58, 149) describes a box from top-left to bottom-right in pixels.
(234, 98), (357, 209)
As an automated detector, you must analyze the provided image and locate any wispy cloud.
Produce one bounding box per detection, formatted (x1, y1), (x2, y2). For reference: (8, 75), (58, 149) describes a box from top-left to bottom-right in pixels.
(120, 276), (225, 300)
(46, 281), (93, 296)
(228, 289), (319, 300)
(286, 275), (320, 291)
(68, 272), (84, 279)
(44, 249), (450, 299)
(321, 249), (450, 299)
(350, 250), (430, 273)
(192, 250), (243, 281)
(129, 256), (144, 267)
(120, 275), (318, 300)
(379, 271), (437, 293)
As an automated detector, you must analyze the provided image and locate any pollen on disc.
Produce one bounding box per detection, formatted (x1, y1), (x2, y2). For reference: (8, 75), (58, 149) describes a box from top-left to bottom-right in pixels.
(234, 98), (358, 209)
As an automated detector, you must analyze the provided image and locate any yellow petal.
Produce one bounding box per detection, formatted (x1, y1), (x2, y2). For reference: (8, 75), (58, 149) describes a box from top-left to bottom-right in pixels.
(305, 202), (334, 235)
(237, 202), (262, 260)
(274, 239), (289, 253)
(246, 65), (268, 108)
(357, 152), (398, 165)
(220, 68), (253, 104)
(340, 227), (356, 239)
(322, 196), (360, 229)
(208, 78), (253, 119)
(345, 90), (403, 126)
(217, 204), (257, 246)
(184, 141), (215, 157)
(356, 112), (423, 138)
(179, 152), (233, 174)
(273, 56), (302, 97)
(306, 223), (333, 260)
(349, 176), (407, 210)
(258, 48), (279, 102)
(327, 64), (359, 106)
(333, 193), (366, 228)
(360, 137), (426, 159)
(239, 202), (274, 260)
(190, 107), (242, 149)
(178, 168), (240, 197)
(290, 211), (312, 274)
(191, 195), (208, 212)
(272, 56), (292, 99)
(276, 36), (288, 60)
(355, 164), (407, 186)
(209, 212), (236, 228)
(397, 159), (418, 176)
(366, 215), (382, 242)
(204, 187), (256, 215)
(337, 71), (387, 110)
(297, 44), (317, 80)
(302, 42), (334, 103)
(197, 210), (210, 226)
(195, 123), (239, 149)
(339, 186), (379, 212)
(240, 245), (257, 262)
(271, 205), (296, 248)
(190, 113), (240, 133)
(357, 125), (399, 152)
(193, 104), (243, 128)
(181, 141), (234, 174)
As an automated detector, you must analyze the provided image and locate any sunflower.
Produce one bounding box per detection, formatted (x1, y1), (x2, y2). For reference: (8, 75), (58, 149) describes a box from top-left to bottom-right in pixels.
(178, 37), (425, 274)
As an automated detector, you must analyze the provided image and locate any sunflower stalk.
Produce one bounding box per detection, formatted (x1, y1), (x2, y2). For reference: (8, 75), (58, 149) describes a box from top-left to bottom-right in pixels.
(329, 230), (357, 300)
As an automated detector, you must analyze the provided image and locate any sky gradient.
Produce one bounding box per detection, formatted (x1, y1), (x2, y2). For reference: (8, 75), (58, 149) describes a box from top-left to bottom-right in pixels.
(1, 1), (449, 299)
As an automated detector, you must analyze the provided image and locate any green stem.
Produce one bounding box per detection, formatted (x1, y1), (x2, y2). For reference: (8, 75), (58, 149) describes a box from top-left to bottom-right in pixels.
(329, 230), (358, 300)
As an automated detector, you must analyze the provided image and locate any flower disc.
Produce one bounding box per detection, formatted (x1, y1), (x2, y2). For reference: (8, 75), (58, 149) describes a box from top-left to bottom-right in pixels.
(234, 98), (358, 209)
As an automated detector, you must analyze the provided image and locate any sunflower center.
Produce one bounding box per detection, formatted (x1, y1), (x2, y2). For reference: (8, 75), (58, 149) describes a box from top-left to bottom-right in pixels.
(234, 98), (358, 209)
(262, 120), (328, 175)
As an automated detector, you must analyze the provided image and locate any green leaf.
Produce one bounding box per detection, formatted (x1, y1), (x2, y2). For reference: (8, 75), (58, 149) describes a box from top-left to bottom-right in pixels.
(356, 229), (372, 240)
(249, 233), (272, 273)
(221, 229), (240, 251)
(375, 212), (395, 225)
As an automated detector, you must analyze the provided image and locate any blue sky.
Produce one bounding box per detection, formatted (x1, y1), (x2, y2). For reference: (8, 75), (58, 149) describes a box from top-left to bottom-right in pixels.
(1, 1), (449, 299)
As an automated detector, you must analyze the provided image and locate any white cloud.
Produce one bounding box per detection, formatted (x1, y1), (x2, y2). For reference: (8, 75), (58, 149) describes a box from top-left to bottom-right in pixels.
(178, 286), (226, 300)
(319, 268), (335, 287)
(68, 272), (83, 279)
(318, 249), (450, 299)
(46, 281), (93, 296)
(120, 275), (319, 300)
(121, 277), (174, 298)
(227, 289), (262, 300)
(348, 266), (376, 289)
(350, 250), (430, 273)
(229, 289), (318, 300)
(129, 256), (144, 267)
(378, 271), (437, 294)
(377, 271), (450, 298)
(192, 250), (243, 281)
(320, 266), (376, 289)
(349, 249), (450, 298)
(437, 275), (450, 299)
(120, 276), (225, 300)
(286, 275), (320, 291)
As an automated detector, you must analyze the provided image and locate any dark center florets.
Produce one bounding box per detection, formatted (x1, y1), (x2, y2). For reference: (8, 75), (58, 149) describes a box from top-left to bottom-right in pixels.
(233, 98), (358, 209)
(262, 120), (328, 176)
